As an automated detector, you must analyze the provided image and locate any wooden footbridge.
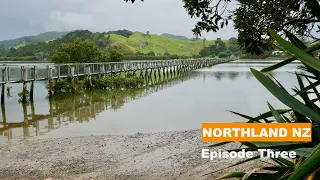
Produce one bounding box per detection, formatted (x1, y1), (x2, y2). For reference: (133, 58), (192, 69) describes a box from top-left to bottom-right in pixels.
(0, 59), (232, 104)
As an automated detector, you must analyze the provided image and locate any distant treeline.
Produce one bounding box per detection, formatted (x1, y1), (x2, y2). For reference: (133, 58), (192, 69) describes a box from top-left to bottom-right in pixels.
(0, 31), (68, 47)
(0, 30), (111, 59)
(0, 56), (37, 61)
(0, 29), (140, 60)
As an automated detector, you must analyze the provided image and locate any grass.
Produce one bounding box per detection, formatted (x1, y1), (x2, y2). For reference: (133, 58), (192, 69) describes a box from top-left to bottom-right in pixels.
(107, 32), (222, 56)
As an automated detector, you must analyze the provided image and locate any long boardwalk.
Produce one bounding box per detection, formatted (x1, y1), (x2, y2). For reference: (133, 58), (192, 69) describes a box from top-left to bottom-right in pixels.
(0, 59), (232, 104)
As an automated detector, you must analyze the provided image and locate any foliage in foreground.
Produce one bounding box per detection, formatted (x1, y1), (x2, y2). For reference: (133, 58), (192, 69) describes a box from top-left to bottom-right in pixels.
(211, 25), (320, 180)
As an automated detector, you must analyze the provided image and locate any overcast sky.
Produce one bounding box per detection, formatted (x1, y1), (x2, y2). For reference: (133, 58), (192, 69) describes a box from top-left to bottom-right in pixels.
(0, 0), (238, 41)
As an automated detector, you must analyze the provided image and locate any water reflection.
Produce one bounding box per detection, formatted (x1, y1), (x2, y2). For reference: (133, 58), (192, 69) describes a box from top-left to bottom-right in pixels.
(199, 70), (284, 81)
(0, 71), (201, 147)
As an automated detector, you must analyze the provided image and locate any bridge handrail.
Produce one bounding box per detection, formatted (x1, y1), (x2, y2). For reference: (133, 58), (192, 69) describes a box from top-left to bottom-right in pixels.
(0, 58), (232, 67)
(0, 58), (234, 83)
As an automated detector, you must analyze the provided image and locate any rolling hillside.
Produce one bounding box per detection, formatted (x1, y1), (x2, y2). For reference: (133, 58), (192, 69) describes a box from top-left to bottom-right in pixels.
(108, 32), (216, 56)
(0, 30), (231, 58)
(160, 33), (190, 40)
(0, 31), (68, 47)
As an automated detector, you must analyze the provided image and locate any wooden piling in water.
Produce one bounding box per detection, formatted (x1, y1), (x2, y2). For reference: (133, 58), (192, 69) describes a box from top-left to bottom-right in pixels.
(1, 84), (4, 105)
(22, 101), (29, 137)
(158, 68), (161, 79)
(22, 67), (28, 104)
(153, 68), (157, 80)
(47, 66), (53, 99)
(48, 80), (53, 99)
(30, 66), (37, 100)
(48, 98), (54, 130)
(70, 66), (75, 93)
(85, 65), (93, 89)
(149, 69), (152, 79)
(30, 81), (34, 100)
(1, 103), (6, 127)
(1, 67), (8, 105)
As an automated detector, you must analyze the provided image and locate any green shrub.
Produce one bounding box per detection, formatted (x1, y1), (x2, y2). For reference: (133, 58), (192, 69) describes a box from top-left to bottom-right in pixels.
(48, 75), (145, 95)
(50, 39), (108, 63)
(109, 49), (124, 62)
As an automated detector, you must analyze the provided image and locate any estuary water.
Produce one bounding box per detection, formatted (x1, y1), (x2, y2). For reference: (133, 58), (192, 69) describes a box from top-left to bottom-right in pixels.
(0, 60), (302, 147)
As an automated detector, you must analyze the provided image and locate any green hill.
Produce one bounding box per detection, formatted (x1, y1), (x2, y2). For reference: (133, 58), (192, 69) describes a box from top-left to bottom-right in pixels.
(160, 33), (190, 40)
(108, 32), (215, 56)
(0, 31), (68, 47)
(0, 30), (230, 59)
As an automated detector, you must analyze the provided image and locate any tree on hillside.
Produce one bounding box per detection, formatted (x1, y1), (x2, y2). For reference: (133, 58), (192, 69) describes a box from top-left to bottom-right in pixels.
(215, 38), (227, 53)
(228, 37), (237, 45)
(107, 29), (133, 38)
(198, 38), (229, 57)
(91, 33), (111, 48)
(142, 31), (151, 39)
(50, 39), (108, 63)
(35, 52), (49, 61)
(198, 47), (210, 57)
(147, 51), (155, 56)
(62, 30), (93, 42)
(202, 38), (206, 47)
(164, 51), (171, 56)
(135, 51), (144, 55)
(106, 34), (111, 46)
(6, 47), (17, 57)
(109, 49), (124, 62)
(228, 45), (240, 53)
(0, 44), (8, 55)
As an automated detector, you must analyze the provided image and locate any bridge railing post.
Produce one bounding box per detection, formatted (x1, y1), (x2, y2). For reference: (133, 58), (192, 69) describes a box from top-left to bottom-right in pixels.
(76, 64), (79, 77)
(21, 66), (28, 82)
(30, 66), (37, 101)
(2, 67), (8, 84)
(21, 66), (28, 104)
(1, 68), (8, 105)
(70, 67), (75, 77)
(100, 64), (105, 75)
(56, 64), (60, 79)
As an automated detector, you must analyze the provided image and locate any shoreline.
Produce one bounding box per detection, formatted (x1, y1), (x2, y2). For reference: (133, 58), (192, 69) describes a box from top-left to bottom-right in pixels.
(0, 129), (269, 180)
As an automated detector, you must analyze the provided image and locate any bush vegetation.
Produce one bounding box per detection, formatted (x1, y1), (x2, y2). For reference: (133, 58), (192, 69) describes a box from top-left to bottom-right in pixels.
(109, 49), (125, 62)
(50, 75), (145, 94)
(50, 39), (108, 63)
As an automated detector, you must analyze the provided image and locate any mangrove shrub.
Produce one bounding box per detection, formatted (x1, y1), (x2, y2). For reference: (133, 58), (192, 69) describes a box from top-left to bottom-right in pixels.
(50, 75), (145, 94)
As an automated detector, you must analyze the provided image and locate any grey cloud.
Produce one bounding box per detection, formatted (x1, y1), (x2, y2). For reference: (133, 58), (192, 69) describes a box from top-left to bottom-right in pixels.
(0, 0), (238, 40)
